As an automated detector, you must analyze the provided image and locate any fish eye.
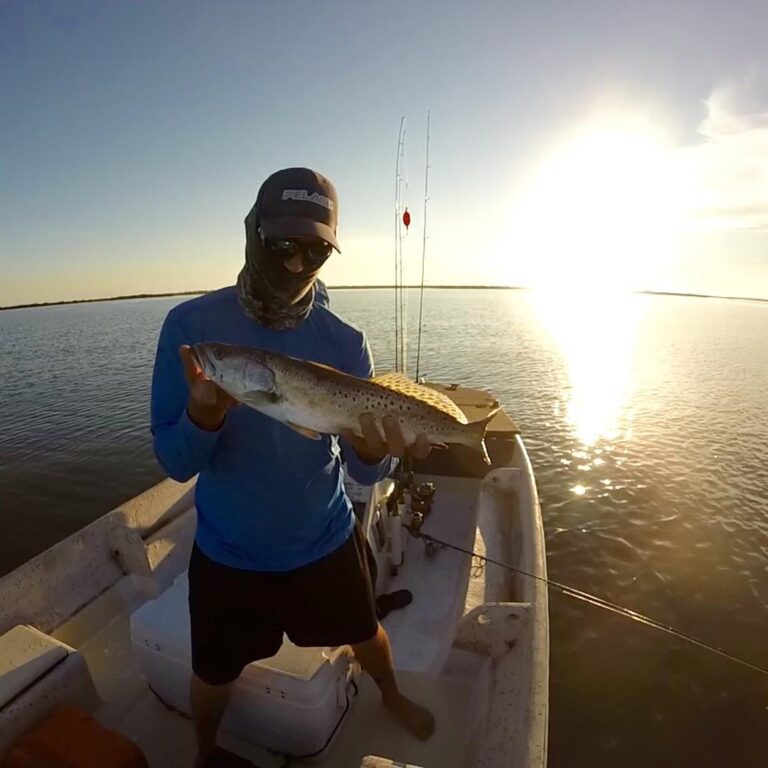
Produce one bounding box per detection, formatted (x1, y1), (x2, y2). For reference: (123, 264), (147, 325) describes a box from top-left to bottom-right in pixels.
(213, 348), (224, 360)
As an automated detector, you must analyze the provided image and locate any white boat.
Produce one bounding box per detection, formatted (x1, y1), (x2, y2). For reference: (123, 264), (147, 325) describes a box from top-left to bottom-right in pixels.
(0, 383), (548, 768)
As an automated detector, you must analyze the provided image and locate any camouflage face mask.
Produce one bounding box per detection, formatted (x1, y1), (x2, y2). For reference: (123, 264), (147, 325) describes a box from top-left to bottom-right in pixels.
(236, 199), (321, 330)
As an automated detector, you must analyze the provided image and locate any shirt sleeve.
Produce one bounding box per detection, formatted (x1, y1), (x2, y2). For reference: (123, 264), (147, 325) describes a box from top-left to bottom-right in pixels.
(150, 311), (224, 482)
(339, 330), (399, 485)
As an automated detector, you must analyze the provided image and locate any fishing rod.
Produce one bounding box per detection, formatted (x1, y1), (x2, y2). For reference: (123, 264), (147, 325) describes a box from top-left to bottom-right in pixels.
(404, 525), (768, 677)
(394, 117), (408, 374)
(415, 110), (431, 382)
(394, 117), (405, 373)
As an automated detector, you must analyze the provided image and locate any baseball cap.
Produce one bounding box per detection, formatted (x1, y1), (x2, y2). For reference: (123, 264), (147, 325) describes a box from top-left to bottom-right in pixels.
(256, 167), (340, 252)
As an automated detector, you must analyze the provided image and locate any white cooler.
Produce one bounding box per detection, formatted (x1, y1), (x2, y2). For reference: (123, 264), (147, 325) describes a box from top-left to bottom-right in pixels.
(129, 573), (359, 757)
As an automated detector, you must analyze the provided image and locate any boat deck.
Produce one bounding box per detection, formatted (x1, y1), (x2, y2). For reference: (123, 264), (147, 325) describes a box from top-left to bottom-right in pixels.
(52, 475), (503, 768)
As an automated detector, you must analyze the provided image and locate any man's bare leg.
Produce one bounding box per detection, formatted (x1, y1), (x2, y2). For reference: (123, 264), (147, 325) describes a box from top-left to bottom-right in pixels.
(190, 674), (233, 767)
(351, 624), (435, 740)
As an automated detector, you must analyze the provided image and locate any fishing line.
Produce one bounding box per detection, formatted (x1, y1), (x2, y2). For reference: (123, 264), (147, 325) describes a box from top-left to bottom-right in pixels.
(411, 530), (768, 677)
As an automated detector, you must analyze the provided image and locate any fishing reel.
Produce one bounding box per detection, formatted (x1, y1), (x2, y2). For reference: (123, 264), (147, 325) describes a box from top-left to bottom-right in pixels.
(411, 481), (436, 518)
(401, 481), (436, 541)
(393, 457), (437, 548)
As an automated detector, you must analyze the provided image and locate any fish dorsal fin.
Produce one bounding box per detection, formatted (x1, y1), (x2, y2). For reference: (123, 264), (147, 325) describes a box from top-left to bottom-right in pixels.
(372, 372), (468, 424)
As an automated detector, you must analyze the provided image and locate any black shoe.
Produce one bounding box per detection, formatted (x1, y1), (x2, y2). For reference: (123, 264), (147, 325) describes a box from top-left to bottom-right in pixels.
(376, 589), (413, 620)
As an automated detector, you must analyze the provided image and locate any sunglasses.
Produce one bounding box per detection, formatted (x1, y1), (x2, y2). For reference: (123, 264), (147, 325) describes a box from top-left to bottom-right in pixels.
(263, 237), (333, 268)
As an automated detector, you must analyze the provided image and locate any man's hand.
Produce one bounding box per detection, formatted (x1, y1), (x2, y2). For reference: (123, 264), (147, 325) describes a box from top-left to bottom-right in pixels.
(340, 413), (432, 464)
(179, 345), (238, 431)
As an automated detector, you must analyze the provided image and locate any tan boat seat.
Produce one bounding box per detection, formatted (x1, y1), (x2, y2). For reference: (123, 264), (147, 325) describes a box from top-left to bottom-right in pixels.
(0, 625), (99, 759)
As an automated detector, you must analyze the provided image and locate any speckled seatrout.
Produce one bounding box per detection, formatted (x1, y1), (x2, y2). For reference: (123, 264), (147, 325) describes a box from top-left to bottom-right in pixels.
(192, 342), (500, 464)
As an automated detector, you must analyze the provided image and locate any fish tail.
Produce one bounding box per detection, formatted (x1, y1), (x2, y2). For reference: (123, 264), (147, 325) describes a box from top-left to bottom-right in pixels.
(466, 405), (501, 465)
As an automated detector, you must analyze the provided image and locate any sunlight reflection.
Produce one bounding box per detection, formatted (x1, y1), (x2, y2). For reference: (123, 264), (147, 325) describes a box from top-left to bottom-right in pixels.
(501, 121), (687, 293)
(529, 289), (646, 446)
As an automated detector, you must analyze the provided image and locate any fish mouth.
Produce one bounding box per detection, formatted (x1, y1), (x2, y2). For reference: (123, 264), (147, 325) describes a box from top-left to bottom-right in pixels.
(190, 346), (205, 370)
(192, 343), (219, 379)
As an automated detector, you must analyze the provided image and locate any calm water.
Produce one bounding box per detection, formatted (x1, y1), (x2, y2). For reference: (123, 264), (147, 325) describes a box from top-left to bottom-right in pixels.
(1, 288), (766, 767)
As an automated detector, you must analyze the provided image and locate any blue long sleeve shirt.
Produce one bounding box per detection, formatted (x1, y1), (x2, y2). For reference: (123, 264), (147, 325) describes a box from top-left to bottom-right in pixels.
(150, 286), (396, 571)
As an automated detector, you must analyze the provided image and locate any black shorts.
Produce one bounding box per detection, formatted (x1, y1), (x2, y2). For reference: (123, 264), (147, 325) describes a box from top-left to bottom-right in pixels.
(188, 521), (379, 685)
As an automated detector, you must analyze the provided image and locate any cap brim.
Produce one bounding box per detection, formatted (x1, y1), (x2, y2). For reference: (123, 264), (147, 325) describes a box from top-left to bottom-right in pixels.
(260, 216), (340, 252)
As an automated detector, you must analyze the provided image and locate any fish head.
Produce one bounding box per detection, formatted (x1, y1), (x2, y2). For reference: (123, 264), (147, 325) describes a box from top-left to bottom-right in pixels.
(192, 342), (276, 398)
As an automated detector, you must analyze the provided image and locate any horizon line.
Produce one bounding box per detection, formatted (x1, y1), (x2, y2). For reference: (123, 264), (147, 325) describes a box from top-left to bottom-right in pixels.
(1, 286), (767, 312)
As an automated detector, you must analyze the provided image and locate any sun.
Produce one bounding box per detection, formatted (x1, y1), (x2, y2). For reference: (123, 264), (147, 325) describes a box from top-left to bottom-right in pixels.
(507, 122), (685, 294)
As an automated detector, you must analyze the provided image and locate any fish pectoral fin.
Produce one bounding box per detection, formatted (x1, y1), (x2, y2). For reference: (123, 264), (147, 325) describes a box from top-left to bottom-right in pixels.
(285, 422), (323, 440)
(240, 391), (274, 407)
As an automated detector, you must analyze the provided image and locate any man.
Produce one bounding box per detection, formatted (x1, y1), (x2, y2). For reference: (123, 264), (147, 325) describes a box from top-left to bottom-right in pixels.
(150, 168), (435, 768)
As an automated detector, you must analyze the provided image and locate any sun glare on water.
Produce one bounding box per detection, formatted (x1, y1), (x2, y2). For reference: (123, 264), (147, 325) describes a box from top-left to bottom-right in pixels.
(528, 288), (645, 446)
(507, 120), (681, 446)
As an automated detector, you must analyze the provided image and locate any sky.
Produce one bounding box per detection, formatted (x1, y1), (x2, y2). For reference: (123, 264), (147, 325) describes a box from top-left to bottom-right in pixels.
(1, 0), (767, 306)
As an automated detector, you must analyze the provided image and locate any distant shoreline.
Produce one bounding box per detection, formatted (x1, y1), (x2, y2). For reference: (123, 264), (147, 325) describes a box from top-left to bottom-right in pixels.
(1, 286), (767, 312)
